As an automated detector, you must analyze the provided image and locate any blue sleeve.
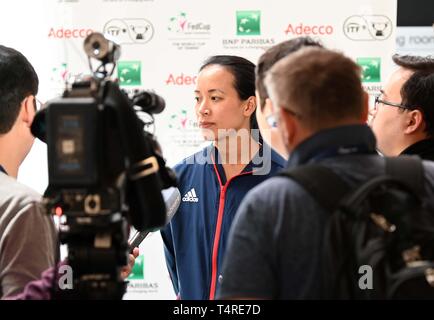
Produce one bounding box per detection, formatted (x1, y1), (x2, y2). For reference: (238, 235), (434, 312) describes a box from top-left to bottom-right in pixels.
(160, 223), (179, 295)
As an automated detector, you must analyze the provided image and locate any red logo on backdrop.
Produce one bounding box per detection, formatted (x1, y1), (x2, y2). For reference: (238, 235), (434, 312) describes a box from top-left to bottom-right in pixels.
(165, 73), (197, 86)
(284, 23), (333, 36)
(48, 28), (94, 39)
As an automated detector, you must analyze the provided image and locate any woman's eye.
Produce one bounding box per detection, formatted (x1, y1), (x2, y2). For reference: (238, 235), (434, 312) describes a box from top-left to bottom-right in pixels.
(194, 97), (200, 102)
(211, 96), (221, 101)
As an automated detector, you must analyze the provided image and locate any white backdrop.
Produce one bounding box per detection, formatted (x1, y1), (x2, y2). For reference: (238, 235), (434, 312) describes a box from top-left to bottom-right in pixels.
(1, 0), (397, 299)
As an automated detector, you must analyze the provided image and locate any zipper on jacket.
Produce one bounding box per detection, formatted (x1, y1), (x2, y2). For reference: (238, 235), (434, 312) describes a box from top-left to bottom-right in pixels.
(209, 161), (253, 300)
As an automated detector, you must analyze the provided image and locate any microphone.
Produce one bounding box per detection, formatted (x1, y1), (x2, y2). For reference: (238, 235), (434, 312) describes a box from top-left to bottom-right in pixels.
(132, 91), (165, 115)
(128, 187), (181, 252)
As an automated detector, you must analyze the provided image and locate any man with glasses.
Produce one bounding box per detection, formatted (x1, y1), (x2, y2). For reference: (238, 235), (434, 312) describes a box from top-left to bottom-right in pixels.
(370, 55), (434, 160)
(0, 45), (57, 298)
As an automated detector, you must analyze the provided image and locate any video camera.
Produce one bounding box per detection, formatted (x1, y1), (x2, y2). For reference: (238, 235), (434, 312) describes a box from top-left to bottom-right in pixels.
(31, 32), (176, 299)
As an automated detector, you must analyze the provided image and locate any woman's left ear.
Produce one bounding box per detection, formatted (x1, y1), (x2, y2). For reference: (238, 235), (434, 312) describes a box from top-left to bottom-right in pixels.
(244, 96), (257, 116)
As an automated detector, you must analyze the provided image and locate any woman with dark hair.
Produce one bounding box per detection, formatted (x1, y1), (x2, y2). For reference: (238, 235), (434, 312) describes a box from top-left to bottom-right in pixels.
(161, 55), (285, 300)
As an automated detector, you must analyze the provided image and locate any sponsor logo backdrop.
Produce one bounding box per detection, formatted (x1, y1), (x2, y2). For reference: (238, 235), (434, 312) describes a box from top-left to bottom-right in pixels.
(1, 0), (397, 299)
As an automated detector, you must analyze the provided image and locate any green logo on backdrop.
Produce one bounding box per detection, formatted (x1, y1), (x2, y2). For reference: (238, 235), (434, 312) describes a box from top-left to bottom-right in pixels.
(357, 58), (381, 83)
(236, 11), (261, 36)
(117, 61), (142, 86)
(128, 255), (145, 280)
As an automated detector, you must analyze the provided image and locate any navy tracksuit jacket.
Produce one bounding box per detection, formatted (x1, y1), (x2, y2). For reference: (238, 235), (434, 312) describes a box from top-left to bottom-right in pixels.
(161, 144), (285, 299)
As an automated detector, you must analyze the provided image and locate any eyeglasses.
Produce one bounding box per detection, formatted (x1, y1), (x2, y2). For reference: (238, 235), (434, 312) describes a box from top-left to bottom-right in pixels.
(33, 97), (44, 111)
(266, 108), (300, 128)
(374, 95), (412, 111)
(266, 113), (278, 128)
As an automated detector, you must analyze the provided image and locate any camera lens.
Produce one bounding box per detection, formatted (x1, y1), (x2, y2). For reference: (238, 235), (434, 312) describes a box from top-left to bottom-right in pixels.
(92, 42), (101, 56)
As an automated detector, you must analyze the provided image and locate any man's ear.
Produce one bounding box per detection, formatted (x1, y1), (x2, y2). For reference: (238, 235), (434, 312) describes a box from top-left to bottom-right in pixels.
(243, 96), (257, 117)
(278, 107), (298, 150)
(264, 98), (273, 116)
(21, 95), (36, 128)
(405, 109), (425, 134)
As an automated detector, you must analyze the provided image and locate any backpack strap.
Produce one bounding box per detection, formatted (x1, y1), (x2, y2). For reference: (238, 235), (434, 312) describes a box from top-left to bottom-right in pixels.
(385, 156), (425, 196)
(278, 165), (350, 212)
(278, 156), (425, 212)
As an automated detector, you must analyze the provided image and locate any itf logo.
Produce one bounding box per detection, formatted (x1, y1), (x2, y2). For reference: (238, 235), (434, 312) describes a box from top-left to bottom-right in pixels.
(236, 11), (261, 36)
(357, 58), (381, 83)
(128, 255), (145, 280)
(117, 61), (141, 86)
(343, 15), (392, 41)
(104, 18), (154, 44)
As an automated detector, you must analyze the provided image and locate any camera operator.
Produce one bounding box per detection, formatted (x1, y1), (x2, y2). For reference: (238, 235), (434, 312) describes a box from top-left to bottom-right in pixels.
(0, 45), (57, 299)
(0, 44), (140, 300)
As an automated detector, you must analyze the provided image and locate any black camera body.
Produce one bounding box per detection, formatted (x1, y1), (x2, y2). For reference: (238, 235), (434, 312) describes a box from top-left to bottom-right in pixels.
(46, 98), (101, 186)
(31, 33), (175, 299)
